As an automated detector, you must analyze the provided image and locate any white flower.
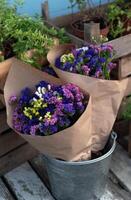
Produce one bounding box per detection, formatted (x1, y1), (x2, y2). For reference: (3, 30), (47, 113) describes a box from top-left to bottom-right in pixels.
(37, 87), (42, 94)
(48, 84), (51, 90)
(76, 47), (88, 51)
(35, 91), (42, 98)
(42, 87), (46, 94)
(33, 97), (37, 101)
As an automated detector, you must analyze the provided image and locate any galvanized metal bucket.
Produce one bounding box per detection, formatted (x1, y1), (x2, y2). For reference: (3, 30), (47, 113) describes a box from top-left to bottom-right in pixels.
(43, 132), (117, 200)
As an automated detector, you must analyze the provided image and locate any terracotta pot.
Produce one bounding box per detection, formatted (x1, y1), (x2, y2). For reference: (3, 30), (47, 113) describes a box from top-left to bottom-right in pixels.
(71, 22), (84, 39)
(71, 20), (109, 39)
(100, 26), (109, 37)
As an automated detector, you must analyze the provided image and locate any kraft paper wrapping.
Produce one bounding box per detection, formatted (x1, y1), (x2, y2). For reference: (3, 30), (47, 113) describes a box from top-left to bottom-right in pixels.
(0, 58), (15, 104)
(0, 51), (48, 105)
(47, 44), (131, 153)
(4, 58), (92, 161)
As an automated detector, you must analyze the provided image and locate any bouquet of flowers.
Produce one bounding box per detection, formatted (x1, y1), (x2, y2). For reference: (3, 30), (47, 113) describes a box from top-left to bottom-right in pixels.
(5, 59), (92, 161)
(47, 44), (131, 153)
(55, 45), (116, 80)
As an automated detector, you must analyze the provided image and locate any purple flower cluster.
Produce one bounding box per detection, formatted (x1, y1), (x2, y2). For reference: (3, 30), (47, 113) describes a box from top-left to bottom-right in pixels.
(55, 45), (116, 80)
(9, 81), (88, 136)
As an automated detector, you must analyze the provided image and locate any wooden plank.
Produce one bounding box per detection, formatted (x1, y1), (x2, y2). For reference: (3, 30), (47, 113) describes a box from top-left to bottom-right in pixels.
(4, 163), (54, 200)
(0, 178), (14, 200)
(0, 143), (38, 175)
(119, 55), (131, 79)
(110, 144), (131, 193)
(106, 34), (131, 59)
(30, 155), (50, 190)
(0, 130), (26, 157)
(0, 110), (9, 133)
(101, 179), (131, 200)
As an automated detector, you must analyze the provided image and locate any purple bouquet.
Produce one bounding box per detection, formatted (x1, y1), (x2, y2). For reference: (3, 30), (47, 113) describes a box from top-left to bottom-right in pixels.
(55, 45), (116, 80)
(9, 81), (88, 136)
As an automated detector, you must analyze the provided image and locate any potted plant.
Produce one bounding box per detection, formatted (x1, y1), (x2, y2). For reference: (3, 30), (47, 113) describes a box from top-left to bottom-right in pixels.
(107, 0), (131, 40)
(69, 0), (109, 39)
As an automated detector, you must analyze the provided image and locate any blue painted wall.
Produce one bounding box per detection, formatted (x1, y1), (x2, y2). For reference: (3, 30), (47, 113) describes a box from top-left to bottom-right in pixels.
(48, 0), (110, 18)
(9, 0), (110, 18)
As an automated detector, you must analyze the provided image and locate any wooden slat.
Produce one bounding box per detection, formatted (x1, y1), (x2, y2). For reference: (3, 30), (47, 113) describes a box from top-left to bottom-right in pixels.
(101, 179), (131, 200)
(4, 163), (54, 200)
(30, 155), (50, 190)
(0, 131), (26, 157)
(119, 55), (131, 79)
(0, 110), (9, 133)
(110, 144), (131, 193)
(0, 143), (38, 175)
(106, 34), (131, 59)
(0, 178), (14, 200)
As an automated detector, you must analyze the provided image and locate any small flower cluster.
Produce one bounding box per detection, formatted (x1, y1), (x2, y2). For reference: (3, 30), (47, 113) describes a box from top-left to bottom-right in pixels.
(55, 45), (116, 79)
(9, 81), (87, 136)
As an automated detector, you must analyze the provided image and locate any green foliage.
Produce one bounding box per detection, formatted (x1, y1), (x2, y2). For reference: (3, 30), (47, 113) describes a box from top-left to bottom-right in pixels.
(122, 96), (131, 120)
(107, 0), (131, 39)
(0, 0), (70, 68)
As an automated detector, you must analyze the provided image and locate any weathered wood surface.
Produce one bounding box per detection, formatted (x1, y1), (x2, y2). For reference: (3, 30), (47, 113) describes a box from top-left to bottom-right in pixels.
(30, 155), (50, 190)
(119, 55), (131, 79)
(101, 179), (131, 200)
(4, 163), (54, 200)
(0, 131), (25, 157)
(106, 34), (131, 59)
(0, 143), (130, 200)
(0, 110), (9, 133)
(110, 144), (131, 193)
(0, 179), (14, 200)
(0, 143), (38, 175)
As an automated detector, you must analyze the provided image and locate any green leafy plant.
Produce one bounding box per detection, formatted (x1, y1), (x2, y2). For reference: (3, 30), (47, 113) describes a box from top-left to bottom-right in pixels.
(122, 96), (131, 120)
(0, 0), (70, 68)
(107, 0), (131, 39)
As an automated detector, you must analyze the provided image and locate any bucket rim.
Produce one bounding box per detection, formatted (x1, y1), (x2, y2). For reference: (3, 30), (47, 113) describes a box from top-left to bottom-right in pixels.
(44, 132), (117, 165)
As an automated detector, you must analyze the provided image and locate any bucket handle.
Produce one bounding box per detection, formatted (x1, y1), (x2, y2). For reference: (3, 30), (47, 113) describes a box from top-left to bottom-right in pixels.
(111, 132), (117, 141)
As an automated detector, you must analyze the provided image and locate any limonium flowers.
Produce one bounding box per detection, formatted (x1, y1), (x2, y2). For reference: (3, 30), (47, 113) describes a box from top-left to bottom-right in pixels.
(9, 81), (88, 136)
(55, 45), (116, 79)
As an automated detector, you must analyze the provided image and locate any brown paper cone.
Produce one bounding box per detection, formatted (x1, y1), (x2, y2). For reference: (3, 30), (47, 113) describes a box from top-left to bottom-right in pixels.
(4, 58), (92, 161)
(47, 44), (131, 153)
(0, 58), (15, 105)
(0, 51), (48, 104)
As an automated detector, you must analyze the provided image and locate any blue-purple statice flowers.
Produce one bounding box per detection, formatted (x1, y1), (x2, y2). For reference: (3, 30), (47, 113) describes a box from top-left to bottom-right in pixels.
(55, 45), (116, 79)
(9, 81), (88, 136)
